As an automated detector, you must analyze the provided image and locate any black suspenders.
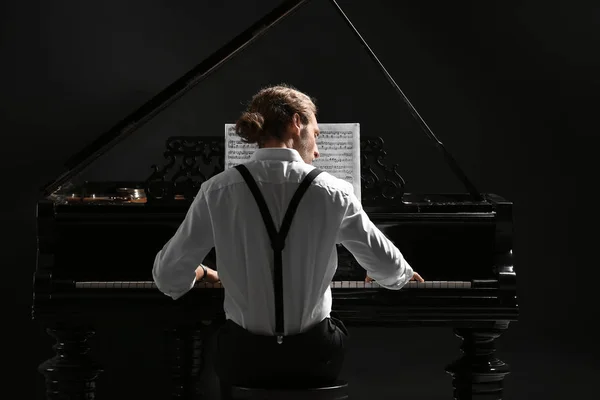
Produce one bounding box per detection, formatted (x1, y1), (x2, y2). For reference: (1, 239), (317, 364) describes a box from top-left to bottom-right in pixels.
(234, 164), (324, 344)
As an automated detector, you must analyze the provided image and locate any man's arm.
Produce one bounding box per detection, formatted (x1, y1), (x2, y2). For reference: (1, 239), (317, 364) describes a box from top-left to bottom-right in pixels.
(337, 192), (417, 290)
(153, 188), (215, 299)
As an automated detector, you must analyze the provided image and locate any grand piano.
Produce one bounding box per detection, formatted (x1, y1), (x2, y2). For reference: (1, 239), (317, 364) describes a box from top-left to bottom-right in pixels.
(32, 0), (518, 399)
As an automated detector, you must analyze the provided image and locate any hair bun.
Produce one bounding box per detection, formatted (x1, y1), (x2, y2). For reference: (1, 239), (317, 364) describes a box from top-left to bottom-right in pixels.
(235, 112), (264, 144)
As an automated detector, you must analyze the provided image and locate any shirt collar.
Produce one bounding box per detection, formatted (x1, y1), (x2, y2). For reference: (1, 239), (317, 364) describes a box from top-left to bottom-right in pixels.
(250, 148), (304, 163)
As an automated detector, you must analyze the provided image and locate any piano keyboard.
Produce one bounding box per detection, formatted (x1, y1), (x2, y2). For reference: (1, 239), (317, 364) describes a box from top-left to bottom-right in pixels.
(74, 280), (471, 290)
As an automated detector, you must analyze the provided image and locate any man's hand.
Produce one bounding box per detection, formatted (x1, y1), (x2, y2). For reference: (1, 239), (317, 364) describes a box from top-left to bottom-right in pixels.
(410, 271), (424, 282)
(195, 264), (220, 283)
(365, 271), (425, 283)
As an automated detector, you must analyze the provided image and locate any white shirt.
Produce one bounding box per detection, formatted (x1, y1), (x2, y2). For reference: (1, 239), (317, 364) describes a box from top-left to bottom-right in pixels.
(152, 148), (414, 335)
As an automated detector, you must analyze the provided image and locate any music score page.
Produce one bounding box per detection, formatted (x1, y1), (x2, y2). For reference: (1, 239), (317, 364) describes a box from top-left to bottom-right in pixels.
(224, 123), (361, 201)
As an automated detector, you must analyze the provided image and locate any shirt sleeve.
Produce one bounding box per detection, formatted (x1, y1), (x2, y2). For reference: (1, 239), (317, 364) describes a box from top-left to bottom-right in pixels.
(152, 186), (215, 299)
(336, 192), (413, 290)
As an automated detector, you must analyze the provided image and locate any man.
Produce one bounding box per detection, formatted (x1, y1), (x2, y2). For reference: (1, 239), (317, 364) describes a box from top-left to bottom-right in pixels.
(152, 84), (424, 393)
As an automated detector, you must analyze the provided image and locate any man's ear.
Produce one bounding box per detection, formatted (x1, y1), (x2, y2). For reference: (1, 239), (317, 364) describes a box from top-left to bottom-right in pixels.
(291, 113), (303, 136)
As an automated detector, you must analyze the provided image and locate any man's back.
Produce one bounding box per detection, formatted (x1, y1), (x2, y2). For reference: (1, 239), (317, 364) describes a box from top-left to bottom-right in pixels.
(204, 148), (353, 335)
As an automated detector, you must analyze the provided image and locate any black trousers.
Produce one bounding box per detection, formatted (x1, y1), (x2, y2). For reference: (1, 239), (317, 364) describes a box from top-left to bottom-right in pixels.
(212, 315), (349, 391)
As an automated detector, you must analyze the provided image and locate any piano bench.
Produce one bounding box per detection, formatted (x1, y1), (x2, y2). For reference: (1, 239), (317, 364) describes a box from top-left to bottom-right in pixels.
(228, 380), (349, 399)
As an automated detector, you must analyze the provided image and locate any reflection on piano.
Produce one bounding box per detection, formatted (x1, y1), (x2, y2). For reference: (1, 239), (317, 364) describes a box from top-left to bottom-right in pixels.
(33, 0), (518, 399)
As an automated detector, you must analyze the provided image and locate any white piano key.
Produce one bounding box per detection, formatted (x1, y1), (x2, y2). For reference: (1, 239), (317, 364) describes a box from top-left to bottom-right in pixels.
(73, 280), (474, 291)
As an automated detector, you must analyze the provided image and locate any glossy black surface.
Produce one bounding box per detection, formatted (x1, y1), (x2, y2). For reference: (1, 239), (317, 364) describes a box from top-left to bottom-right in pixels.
(34, 191), (517, 323)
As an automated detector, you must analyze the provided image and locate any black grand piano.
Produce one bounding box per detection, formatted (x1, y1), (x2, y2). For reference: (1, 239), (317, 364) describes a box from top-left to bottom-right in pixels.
(33, 1), (518, 399)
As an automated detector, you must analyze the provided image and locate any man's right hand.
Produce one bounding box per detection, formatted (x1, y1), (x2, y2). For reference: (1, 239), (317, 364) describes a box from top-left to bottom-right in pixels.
(365, 271), (424, 283)
(410, 272), (424, 282)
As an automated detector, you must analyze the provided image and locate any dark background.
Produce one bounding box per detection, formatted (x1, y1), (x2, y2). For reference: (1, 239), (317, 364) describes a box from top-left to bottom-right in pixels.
(1, 0), (598, 398)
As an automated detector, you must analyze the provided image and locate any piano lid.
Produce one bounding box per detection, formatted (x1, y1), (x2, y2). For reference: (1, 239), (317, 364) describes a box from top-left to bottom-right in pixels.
(42, 0), (481, 201)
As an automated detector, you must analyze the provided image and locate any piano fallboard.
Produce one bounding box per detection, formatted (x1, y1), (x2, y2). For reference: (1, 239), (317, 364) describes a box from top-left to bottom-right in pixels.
(37, 193), (510, 283)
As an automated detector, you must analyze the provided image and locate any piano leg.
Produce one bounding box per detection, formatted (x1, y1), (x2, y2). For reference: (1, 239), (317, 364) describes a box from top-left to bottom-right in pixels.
(445, 321), (511, 400)
(38, 326), (103, 400)
(167, 323), (212, 399)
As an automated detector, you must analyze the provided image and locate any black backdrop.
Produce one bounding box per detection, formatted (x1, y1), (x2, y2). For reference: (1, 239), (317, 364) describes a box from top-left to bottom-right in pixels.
(1, 1), (598, 399)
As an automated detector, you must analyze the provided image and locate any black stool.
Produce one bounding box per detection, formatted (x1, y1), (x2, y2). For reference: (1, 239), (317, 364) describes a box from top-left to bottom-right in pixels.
(228, 380), (349, 399)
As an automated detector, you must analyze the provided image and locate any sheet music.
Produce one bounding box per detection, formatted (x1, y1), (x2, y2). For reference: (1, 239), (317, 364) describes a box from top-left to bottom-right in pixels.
(225, 123), (361, 201)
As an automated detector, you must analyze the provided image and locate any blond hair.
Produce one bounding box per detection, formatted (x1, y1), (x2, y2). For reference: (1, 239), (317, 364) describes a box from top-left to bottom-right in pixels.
(235, 84), (317, 146)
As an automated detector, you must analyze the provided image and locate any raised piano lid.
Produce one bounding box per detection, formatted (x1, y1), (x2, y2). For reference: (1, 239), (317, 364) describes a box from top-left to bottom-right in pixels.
(41, 0), (488, 207)
(42, 0), (312, 201)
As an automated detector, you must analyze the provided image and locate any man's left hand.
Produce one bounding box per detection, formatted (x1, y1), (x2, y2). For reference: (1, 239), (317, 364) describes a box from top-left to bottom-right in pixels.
(196, 265), (220, 283)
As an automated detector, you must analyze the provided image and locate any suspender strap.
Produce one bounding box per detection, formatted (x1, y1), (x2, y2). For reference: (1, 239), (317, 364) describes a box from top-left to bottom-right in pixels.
(234, 164), (324, 344)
